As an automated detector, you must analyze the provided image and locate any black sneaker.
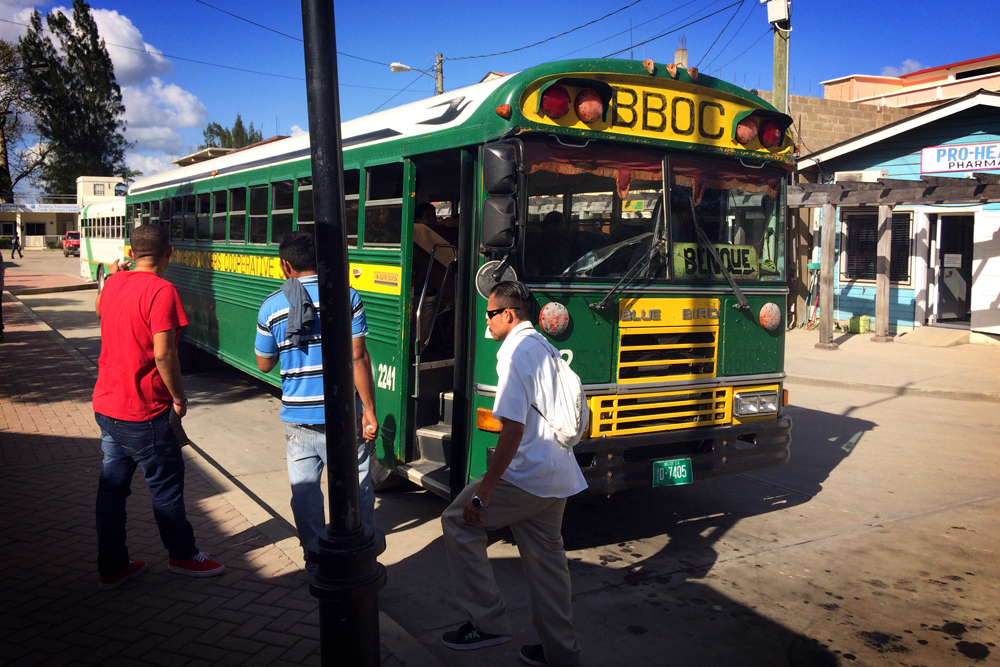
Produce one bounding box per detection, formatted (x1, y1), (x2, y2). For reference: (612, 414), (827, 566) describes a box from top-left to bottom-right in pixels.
(441, 621), (511, 651)
(520, 644), (547, 666)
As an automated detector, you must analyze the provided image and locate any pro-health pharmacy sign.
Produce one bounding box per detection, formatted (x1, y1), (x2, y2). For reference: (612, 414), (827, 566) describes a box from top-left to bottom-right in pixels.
(921, 141), (1000, 173)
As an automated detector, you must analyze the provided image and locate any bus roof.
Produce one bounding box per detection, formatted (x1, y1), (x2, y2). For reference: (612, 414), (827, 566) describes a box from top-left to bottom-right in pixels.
(80, 198), (127, 219)
(129, 59), (789, 197)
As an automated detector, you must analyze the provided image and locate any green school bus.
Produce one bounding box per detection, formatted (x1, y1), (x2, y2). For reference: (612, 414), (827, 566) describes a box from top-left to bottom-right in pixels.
(125, 59), (794, 498)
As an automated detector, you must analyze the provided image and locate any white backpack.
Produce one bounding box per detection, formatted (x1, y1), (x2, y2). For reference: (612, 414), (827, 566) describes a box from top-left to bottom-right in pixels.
(520, 330), (590, 449)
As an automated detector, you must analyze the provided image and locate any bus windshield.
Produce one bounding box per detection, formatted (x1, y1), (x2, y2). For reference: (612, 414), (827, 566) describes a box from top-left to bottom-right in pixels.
(520, 140), (786, 283)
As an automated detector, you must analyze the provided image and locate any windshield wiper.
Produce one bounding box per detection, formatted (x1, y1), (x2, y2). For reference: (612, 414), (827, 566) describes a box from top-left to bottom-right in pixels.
(689, 197), (750, 311)
(590, 197), (665, 312)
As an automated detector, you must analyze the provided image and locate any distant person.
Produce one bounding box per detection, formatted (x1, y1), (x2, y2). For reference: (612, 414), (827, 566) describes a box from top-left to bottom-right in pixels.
(440, 281), (585, 666)
(92, 224), (224, 590)
(11, 231), (23, 259)
(415, 202), (458, 245)
(254, 231), (379, 570)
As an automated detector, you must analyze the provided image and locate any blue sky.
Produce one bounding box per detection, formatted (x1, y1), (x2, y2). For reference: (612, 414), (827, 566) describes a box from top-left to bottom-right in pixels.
(1, 0), (998, 181)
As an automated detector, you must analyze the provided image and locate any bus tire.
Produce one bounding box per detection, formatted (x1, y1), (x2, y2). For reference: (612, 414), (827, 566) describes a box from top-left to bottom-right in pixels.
(96, 265), (105, 292)
(370, 454), (402, 491)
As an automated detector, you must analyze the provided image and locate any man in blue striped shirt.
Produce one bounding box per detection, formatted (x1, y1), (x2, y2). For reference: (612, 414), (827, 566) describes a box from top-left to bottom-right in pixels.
(254, 232), (378, 567)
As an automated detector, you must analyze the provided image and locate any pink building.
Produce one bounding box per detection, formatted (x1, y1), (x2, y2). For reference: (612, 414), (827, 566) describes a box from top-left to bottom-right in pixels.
(822, 53), (1000, 111)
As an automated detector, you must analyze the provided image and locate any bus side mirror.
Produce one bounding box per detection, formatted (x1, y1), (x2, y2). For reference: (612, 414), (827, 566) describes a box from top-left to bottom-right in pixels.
(481, 198), (516, 250)
(483, 144), (517, 196)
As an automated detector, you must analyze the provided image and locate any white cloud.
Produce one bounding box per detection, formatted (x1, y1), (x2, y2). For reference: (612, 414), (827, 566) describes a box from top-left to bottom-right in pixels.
(289, 124), (308, 137)
(0, 2), (41, 41)
(88, 8), (172, 85)
(126, 152), (177, 178)
(881, 59), (922, 77)
(123, 77), (208, 155)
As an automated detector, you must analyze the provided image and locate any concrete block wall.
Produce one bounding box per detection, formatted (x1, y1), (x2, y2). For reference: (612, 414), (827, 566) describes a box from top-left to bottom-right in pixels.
(756, 91), (919, 154)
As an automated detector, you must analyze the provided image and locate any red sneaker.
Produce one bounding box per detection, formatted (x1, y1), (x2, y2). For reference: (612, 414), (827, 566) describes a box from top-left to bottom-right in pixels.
(168, 552), (225, 577)
(99, 560), (148, 590)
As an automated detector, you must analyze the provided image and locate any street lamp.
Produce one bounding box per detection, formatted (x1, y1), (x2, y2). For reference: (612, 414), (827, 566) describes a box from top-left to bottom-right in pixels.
(0, 64), (48, 76)
(389, 54), (443, 95)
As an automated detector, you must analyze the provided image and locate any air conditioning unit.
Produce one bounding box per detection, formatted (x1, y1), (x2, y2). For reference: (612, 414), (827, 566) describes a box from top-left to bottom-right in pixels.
(834, 170), (887, 183)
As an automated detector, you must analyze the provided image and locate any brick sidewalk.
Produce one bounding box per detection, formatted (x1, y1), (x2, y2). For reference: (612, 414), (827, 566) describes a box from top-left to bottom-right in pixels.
(2, 270), (92, 295)
(0, 297), (407, 667)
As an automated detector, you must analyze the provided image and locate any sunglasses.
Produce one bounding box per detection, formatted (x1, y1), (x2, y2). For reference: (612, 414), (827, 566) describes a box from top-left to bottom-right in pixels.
(485, 307), (509, 320)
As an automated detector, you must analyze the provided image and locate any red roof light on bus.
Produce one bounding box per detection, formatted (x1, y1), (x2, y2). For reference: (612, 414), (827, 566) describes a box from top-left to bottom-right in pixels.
(759, 118), (783, 148)
(540, 85), (571, 119)
(735, 117), (758, 145)
(574, 89), (603, 123)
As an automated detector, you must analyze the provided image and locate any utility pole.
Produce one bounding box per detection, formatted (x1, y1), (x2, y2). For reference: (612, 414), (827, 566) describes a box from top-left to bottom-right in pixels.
(299, 1), (386, 665)
(765, 0), (791, 113)
(434, 52), (444, 95)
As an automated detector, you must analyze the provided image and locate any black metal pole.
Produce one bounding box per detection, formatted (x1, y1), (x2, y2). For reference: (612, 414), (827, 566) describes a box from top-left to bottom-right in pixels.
(299, 2), (386, 665)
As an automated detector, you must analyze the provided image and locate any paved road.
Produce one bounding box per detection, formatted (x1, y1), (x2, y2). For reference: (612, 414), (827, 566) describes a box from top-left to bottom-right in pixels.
(20, 290), (1000, 667)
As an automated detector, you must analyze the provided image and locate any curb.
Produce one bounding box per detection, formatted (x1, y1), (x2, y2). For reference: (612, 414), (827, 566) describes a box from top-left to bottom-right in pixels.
(8, 282), (96, 295)
(785, 374), (1000, 403)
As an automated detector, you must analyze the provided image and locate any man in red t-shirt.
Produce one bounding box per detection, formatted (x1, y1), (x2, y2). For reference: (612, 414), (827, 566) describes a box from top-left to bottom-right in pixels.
(93, 224), (224, 590)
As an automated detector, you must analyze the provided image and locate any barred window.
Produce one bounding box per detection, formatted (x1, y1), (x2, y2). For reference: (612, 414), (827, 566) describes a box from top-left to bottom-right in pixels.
(843, 213), (911, 282)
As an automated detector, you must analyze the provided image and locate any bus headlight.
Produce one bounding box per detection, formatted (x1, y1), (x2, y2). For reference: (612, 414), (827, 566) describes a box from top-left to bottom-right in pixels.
(733, 390), (779, 417)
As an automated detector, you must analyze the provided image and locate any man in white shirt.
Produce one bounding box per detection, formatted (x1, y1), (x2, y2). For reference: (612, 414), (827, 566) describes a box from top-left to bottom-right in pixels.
(440, 281), (585, 667)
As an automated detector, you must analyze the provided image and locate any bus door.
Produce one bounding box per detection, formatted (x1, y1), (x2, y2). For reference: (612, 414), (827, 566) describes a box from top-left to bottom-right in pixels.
(393, 150), (467, 497)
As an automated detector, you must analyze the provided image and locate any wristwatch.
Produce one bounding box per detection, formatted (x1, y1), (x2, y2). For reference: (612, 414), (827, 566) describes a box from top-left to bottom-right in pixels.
(471, 494), (484, 510)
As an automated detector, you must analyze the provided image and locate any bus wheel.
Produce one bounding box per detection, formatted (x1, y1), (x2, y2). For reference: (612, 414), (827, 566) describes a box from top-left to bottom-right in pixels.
(370, 454), (402, 491)
(96, 265), (105, 292)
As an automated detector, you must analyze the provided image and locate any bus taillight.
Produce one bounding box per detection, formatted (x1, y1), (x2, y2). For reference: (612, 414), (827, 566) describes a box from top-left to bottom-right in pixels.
(759, 118), (783, 148)
(540, 85), (571, 119)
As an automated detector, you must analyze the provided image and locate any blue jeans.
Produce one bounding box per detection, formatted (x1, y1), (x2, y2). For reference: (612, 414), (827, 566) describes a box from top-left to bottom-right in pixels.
(95, 410), (198, 577)
(285, 401), (374, 564)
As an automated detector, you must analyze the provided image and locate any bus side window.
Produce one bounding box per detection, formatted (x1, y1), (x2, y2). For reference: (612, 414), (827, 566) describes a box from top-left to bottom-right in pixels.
(171, 197), (183, 240)
(364, 163), (403, 247)
(296, 177), (314, 238)
(196, 193), (211, 241)
(159, 199), (169, 230)
(230, 188), (247, 243)
(249, 185), (268, 244)
(345, 170), (359, 247)
(212, 190), (227, 241)
(141, 202), (150, 228)
(271, 180), (294, 245)
(183, 195), (196, 241)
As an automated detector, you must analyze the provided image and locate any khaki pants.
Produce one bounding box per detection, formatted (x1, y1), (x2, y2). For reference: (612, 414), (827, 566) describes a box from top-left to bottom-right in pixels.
(441, 478), (581, 666)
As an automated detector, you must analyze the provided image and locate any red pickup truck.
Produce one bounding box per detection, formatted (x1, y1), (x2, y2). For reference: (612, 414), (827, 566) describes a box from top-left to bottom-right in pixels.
(63, 231), (80, 257)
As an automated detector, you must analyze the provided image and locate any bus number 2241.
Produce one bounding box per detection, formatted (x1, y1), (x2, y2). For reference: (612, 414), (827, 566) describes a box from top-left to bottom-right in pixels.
(377, 364), (396, 392)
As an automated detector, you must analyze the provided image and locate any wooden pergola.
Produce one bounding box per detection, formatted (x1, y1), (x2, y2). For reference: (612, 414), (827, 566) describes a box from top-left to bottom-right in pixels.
(788, 173), (1000, 349)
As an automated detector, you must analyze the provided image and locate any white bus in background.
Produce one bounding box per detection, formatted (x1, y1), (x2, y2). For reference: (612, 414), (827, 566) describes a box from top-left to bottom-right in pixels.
(79, 198), (127, 290)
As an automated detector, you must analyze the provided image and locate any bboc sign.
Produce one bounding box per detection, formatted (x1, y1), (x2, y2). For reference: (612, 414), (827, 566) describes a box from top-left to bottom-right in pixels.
(921, 141), (1000, 173)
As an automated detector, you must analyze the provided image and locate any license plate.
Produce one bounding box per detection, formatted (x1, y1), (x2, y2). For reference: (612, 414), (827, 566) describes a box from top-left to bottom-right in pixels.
(652, 458), (693, 487)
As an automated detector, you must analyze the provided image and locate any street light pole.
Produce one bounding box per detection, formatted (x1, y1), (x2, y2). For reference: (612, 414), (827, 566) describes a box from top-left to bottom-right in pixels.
(299, 1), (386, 665)
(389, 55), (444, 95)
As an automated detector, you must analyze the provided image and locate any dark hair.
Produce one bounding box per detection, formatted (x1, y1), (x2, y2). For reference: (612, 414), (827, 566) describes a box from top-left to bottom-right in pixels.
(279, 231), (318, 272)
(130, 223), (169, 259)
(415, 203), (436, 221)
(490, 280), (533, 317)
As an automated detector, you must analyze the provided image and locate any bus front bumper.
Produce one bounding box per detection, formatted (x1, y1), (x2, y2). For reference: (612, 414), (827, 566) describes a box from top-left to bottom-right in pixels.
(574, 415), (792, 496)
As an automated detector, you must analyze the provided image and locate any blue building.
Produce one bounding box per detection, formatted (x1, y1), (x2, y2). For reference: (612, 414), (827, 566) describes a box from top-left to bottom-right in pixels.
(797, 90), (1000, 339)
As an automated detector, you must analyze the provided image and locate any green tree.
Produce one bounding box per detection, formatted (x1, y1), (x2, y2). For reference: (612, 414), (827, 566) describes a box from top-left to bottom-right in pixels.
(0, 40), (50, 203)
(19, 1), (129, 199)
(201, 113), (263, 149)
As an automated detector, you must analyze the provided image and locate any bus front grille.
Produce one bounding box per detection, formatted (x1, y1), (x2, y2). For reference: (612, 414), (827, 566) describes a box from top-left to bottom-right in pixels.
(589, 388), (732, 437)
(617, 326), (718, 384)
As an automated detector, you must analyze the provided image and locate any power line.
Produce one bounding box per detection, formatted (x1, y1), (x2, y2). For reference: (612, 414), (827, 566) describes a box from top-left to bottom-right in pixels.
(603, 0), (742, 58)
(0, 17), (419, 92)
(369, 74), (423, 115)
(695, 0), (744, 68)
(703, 0), (757, 71)
(191, 0), (390, 67)
(714, 27), (771, 73)
(550, 0), (708, 61)
(449, 0), (647, 61)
